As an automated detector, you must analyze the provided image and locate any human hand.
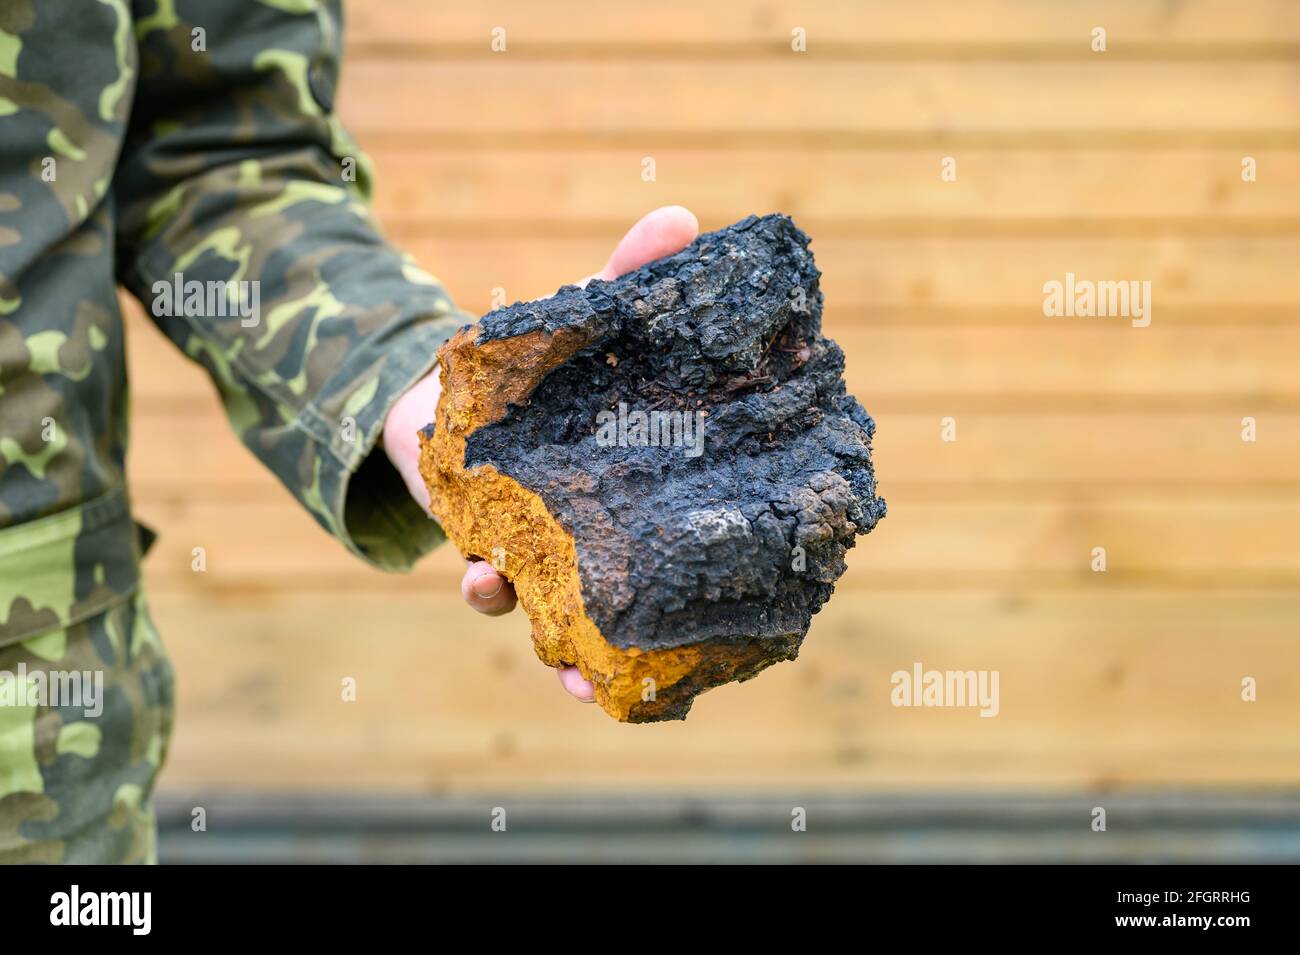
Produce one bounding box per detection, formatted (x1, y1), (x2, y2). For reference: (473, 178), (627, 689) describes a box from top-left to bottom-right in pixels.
(383, 205), (700, 702)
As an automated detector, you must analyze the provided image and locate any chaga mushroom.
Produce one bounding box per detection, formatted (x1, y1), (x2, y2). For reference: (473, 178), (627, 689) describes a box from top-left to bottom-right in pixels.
(418, 214), (886, 722)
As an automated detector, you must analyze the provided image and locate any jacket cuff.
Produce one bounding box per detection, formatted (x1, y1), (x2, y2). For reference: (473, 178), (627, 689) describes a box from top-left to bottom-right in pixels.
(291, 308), (468, 572)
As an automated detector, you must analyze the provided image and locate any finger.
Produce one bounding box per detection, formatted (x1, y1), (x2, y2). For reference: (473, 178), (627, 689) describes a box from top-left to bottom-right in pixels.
(461, 560), (518, 616)
(556, 665), (596, 702)
(576, 205), (700, 286)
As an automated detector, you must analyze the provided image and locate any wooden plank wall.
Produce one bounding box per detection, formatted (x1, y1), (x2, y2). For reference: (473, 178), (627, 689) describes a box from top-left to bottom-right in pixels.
(126, 0), (1300, 794)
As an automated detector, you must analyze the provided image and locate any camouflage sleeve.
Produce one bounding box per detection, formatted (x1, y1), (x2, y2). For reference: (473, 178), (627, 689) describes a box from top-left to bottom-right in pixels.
(113, 0), (469, 571)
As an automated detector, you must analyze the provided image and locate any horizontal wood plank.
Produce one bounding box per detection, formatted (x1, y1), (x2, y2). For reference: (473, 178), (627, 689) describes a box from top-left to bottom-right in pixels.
(362, 147), (1300, 230)
(125, 401), (1300, 491)
(122, 297), (1300, 404)
(122, 234), (1300, 326)
(126, 488), (1300, 595)
(336, 62), (1300, 137)
(375, 236), (1300, 315)
(151, 590), (1300, 791)
(344, 1), (1300, 48)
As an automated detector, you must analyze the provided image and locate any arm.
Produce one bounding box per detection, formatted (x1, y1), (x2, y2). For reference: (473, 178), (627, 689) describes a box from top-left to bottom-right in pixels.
(114, 0), (465, 572)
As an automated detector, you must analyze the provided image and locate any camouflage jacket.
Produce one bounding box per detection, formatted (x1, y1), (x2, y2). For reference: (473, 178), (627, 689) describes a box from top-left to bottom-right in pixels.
(0, 0), (467, 631)
(0, 0), (466, 861)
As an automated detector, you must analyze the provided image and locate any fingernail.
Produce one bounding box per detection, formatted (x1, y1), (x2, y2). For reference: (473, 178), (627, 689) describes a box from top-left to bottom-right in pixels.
(471, 572), (504, 599)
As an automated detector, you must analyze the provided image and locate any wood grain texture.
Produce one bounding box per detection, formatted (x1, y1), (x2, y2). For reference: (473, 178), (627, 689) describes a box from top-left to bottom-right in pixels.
(337, 62), (1300, 136)
(362, 148), (1300, 227)
(150, 591), (1300, 791)
(129, 0), (1300, 793)
(344, 1), (1300, 47)
(330, 237), (1300, 316)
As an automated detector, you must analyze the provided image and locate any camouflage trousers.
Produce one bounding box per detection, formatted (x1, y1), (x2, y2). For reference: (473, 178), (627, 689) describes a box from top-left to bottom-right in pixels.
(0, 590), (174, 863)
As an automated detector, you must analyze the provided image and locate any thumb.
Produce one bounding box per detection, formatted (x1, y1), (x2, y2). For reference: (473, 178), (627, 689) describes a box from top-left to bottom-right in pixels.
(578, 206), (700, 286)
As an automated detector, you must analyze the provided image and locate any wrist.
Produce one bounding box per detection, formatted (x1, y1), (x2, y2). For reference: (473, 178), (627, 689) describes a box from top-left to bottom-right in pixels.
(383, 364), (441, 513)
